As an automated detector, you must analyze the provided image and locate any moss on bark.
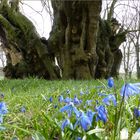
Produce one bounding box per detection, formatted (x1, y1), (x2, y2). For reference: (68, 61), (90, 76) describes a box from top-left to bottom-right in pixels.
(0, 1), (59, 79)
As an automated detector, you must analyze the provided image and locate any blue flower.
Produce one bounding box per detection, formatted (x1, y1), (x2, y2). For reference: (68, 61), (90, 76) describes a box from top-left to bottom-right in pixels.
(49, 97), (53, 102)
(76, 137), (82, 140)
(96, 105), (107, 123)
(85, 100), (92, 106)
(98, 93), (107, 96)
(64, 97), (71, 103)
(120, 83), (140, 98)
(102, 94), (117, 106)
(107, 77), (114, 88)
(0, 102), (8, 115)
(61, 119), (73, 131)
(74, 111), (91, 131)
(60, 102), (79, 117)
(58, 95), (64, 102)
(54, 104), (57, 108)
(134, 108), (140, 118)
(80, 90), (84, 95)
(20, 106), (26, 113)
(86, 110), (96, 123)
(73, 96), (80, 105)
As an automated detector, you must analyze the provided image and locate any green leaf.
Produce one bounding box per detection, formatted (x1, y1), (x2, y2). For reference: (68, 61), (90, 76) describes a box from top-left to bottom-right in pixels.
(32, 131), (46, 140)
(41, 94), (47, 101)
(82, 135), (87, 140)
(125, 100), (133, 119)
(132, 129), (140, 140)
(87, 128), (105, 135)
(61, 131), (64, 137)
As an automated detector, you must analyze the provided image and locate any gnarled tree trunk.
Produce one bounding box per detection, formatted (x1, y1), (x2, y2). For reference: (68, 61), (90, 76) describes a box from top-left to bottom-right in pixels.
(0, 0), (60, 79)
(96, 18), (126, 78)
(49, 1), (102, 79)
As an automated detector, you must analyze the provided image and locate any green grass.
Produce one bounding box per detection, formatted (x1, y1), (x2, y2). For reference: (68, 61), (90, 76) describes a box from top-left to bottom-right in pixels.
(0, 78), (140, 140)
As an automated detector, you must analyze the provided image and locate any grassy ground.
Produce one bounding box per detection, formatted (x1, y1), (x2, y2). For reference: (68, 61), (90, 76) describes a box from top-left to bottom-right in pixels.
(0, 78), (139, 140)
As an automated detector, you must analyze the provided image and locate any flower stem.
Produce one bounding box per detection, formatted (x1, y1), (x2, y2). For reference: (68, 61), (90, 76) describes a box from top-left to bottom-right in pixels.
(114, 84), (127, 140)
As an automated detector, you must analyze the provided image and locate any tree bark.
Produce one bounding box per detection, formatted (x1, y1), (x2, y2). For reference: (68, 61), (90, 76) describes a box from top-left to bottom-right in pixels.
(0, 0), (59, 79)
(96, 18), (126, 78)
(49, 1), (102, 79)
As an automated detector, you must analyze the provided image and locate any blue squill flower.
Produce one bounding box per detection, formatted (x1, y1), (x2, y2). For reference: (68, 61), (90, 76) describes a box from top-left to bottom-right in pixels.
(86, 110), (96, 123)
(73, 96), (80, 105)
(102, 94), (117, 106)
(0, 102), (8, 115)
(85, 100), (92, 106)
(80, 90), (84, 95)
(58, 95), (64, 102)
(64, 97), (71, 103)
(96, 105), (107, 123)
(60, 102), (79, 117)
(120, 83), (140, 98)
(20, 106), (26, 113)
(49, 97), (53, 102)
(76, 137), (82, 140)
(79, 100), (82, 104)
(74, 111), (91, 131)
(54, 104), (57, 108)
(98, 93), (107, 96)
(107, 77), (114, 88)
(134, 108), (140, 118)
(61, 119), (73, 131)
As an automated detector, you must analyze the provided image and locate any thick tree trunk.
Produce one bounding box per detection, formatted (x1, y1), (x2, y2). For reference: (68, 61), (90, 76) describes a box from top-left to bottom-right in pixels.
(0, 1), (59, 79)
(49, 1), (102, 79)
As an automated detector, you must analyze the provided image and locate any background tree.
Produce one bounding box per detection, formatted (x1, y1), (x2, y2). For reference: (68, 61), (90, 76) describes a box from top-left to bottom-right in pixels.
(116, 0), (140, 79)
(122, 37), (136, 79)
(129, 11), (140, 79)
(96, 0), (126, 78)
